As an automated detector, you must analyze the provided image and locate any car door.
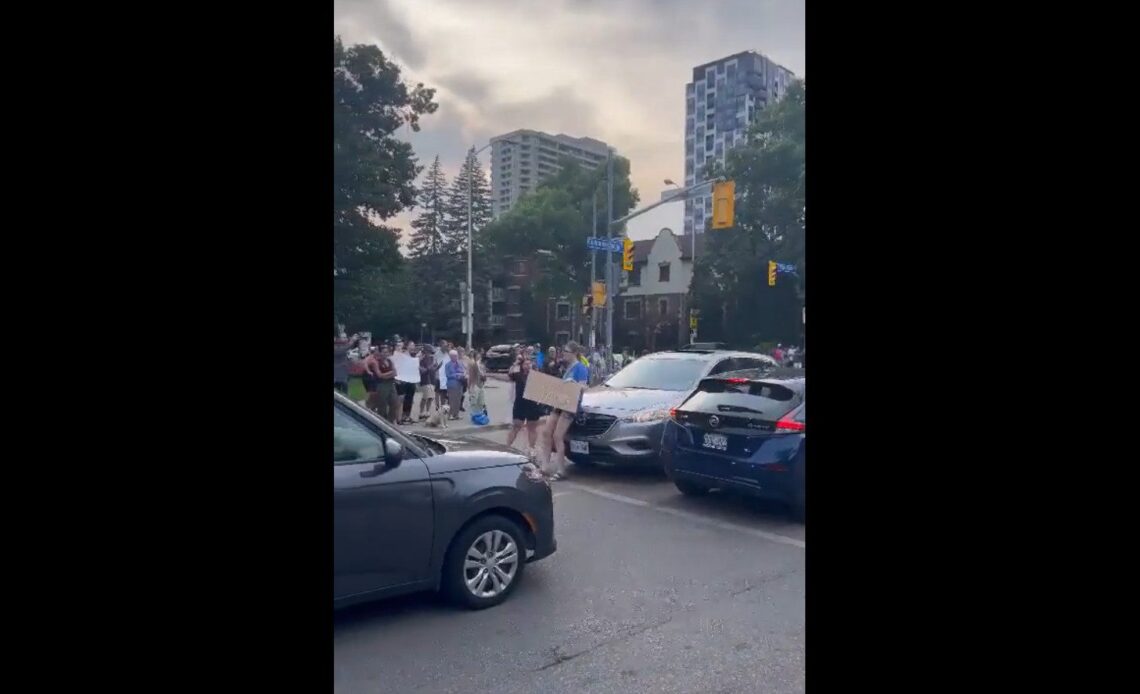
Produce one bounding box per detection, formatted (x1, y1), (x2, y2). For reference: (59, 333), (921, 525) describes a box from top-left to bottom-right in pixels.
(333, 402), (434, 600)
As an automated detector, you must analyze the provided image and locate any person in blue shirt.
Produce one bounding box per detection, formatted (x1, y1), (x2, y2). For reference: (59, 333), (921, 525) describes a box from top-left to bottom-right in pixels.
(537, 341), (590, 480)
(444, 349), (466, 420)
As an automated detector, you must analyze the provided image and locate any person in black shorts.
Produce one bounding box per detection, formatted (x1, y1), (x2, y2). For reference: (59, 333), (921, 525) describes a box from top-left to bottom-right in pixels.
(506, 354), (543, 455)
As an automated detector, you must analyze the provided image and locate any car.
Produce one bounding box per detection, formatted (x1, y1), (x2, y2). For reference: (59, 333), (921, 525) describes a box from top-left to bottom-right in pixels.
(660, 370), (806, 521)
(483, 344), (516, 372)
(678, 342), (729, 351)
(563, 350), (779, 468)
(334, 391), (556, 609)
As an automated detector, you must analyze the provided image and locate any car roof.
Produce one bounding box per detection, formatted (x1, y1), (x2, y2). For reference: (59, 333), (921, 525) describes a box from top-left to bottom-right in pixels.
(649, 350), (779, 363)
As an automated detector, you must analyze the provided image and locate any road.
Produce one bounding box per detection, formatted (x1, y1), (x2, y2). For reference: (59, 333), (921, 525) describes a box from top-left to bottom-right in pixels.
(335, 418), (805, 694)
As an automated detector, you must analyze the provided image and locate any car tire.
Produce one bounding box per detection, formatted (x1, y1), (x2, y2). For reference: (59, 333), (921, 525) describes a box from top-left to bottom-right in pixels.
(791, 457), (805, 523)
(674, 479), (710, 496)
(442, 515), (527, 610)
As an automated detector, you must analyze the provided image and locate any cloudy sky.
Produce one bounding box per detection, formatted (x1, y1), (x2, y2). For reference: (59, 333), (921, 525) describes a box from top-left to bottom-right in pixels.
(334, 0), (805, 243)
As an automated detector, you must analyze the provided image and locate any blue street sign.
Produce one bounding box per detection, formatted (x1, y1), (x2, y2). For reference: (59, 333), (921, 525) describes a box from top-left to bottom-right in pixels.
(586, 236), (623, 253)
(776, 262), (799, 276)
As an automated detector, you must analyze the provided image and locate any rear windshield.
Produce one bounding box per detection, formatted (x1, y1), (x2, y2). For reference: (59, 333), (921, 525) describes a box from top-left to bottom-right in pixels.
(683, 380), (801, 420)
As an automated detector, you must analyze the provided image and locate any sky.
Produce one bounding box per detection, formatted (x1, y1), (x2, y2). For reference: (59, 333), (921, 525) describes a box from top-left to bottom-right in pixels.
(334, 0), (805, 244)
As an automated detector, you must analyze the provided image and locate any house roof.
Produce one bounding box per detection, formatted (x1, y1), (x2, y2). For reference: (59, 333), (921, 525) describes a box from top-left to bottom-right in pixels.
(631, 231), (705, 264)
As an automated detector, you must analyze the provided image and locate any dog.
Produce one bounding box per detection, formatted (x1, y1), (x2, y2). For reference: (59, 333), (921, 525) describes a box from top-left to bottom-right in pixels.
(425, 403), (450, 429)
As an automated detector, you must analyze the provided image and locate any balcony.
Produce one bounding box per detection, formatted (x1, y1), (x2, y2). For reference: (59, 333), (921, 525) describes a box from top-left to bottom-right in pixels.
(489, 315), (505, 327)
(491, 287), (506, 302)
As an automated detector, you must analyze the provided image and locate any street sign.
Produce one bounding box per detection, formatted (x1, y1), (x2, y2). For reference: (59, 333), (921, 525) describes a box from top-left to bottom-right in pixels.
(776, 262), (798, 276)
(586, 236), (623, 253)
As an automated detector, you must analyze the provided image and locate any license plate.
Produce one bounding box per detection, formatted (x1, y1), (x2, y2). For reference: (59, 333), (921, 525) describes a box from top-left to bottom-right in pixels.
(569, 440), (589, 454)
(702, 433), (728, 451)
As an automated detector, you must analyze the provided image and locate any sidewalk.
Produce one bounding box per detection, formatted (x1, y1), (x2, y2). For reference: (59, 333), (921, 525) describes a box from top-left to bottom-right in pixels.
(397, 374), (515, 436)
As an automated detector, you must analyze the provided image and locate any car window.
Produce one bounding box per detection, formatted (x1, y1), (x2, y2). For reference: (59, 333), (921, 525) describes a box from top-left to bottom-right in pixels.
(794, 402), (806, 423)
(735, 357), (772, 372)
(604, 356), (708, 391)
(684, 385), (800, 421)
(707, 358), (738, 375)
(334, 406), (385, 464)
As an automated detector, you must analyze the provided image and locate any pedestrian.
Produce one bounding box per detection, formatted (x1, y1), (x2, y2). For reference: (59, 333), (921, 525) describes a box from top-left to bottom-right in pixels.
(395, 340), (418, 424)
(361, 346), (382, 412)
(506, 353), (543, 456)
(772, 343), (785, 364)
(416, 345), (437, 419)
(374, 344), (400, 422)
(536, 341), (590, 480)
(444, 349), (466, 420)
(334, 333), (354, 394)
(457, 347), (471, 412)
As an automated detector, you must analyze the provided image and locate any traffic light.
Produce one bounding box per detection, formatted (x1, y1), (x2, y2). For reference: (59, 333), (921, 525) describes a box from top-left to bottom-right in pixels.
(622, 237), (634, 271)
(592, 280), (606, 306)
(768, 260), (777, 287)
(582, 295), (592, 315)
(711, 180), (736, 229)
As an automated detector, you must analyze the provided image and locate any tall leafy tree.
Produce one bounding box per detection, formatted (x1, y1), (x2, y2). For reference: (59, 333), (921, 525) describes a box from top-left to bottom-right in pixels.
(333, 36), (437, 325)
(408, 155), (447, 258)
(691, 80), (805, 347)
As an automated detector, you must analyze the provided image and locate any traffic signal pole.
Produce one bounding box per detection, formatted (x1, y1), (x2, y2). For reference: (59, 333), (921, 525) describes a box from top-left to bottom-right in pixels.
(605, 150), (614, 366)
(590, 193), (597, 350)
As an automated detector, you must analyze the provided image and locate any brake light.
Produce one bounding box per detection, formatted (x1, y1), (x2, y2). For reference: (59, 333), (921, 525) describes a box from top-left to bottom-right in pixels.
(775, 412), (805, 433)
(724, 378), (750, 384)
(669, 407), (678, 422)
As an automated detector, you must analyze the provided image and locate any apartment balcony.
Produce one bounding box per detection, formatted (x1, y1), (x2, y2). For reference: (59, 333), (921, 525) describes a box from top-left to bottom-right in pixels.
(491, 287), (506, 302)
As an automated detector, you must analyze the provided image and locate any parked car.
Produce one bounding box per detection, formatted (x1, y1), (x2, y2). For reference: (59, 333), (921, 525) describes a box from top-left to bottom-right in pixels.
(660, 370), (806, 521)
(334, 391), (556, 609)
(483, 344), (516, 372)
(564, 350), (779, 468)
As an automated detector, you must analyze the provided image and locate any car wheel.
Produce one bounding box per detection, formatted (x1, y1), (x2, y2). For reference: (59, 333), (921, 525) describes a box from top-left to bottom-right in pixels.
(674, 479), (710, 496)
(791, 457), (805, 523)
(442, 515), (527, 610)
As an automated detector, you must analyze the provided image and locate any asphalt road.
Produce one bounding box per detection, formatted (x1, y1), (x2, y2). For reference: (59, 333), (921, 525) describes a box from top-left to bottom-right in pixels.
(333, 427), (806, 694)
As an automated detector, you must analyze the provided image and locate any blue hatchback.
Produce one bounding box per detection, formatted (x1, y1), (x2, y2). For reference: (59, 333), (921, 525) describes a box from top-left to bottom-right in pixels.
(661, 371), (805, 522)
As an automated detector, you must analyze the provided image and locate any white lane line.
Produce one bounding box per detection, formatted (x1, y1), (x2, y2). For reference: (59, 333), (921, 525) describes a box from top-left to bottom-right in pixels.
(563, 482), (806, 550)
(552, 490), (574, 498)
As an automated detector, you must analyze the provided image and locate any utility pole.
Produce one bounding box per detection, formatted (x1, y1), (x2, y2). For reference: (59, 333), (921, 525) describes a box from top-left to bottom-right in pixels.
(605, 149), (614, 370)
(589, 192), (597, 350)
(465, 147), (475, 350)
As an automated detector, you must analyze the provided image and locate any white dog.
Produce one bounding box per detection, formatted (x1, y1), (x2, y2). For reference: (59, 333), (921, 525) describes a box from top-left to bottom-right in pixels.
(425, 403), (450, 429)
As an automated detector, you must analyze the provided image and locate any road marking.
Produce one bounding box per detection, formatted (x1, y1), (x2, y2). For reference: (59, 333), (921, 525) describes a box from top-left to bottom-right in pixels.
(552, 490), (574, 498)
(563, 482), (806, 549)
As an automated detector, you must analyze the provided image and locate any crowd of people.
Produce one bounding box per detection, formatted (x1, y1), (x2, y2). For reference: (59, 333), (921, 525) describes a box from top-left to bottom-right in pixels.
(334, 334), (487, 423)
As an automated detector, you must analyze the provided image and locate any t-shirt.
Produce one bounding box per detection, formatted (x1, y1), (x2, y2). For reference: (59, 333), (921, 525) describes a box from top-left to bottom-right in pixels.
(563, 361), (589, 384)
(419, 354), (435, 386)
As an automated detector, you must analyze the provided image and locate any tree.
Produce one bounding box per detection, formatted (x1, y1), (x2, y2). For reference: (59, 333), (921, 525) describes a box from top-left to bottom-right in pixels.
(408, 155), (448, 258)
(691, 80), (805, 347)
(440, 153), (492, 258)
(333, 36), (437, 324)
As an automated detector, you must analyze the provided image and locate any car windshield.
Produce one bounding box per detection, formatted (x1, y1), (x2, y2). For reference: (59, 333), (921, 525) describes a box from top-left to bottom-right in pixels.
(604, 356), (708, 391)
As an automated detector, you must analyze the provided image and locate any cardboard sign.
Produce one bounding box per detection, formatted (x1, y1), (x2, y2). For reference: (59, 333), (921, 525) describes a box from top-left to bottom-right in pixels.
(523, 370), (584, 412)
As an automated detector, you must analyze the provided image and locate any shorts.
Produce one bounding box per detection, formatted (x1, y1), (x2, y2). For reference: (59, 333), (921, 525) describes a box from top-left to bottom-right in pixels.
(363, 377), (379, 393)
(417, 383), (436, 398)
(512, 398), (543, 422)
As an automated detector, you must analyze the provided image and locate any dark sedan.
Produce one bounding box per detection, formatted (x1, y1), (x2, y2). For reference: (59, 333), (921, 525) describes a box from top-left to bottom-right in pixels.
(661, 371), (806, 521)
(334, 391), (556, 609)
(483, 344), (516, 372)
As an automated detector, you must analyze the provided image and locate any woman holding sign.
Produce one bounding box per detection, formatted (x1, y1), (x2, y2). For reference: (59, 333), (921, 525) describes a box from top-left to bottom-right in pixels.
(537, 341), (590, 480)
(506, 354), (542, 455)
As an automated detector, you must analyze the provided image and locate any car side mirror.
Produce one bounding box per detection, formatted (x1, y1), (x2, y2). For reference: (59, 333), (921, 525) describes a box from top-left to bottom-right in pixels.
(384, 439), (404, 467)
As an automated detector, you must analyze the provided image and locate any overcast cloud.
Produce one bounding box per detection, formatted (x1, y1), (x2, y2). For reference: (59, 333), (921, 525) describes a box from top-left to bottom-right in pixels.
(334, 0), (805, 243)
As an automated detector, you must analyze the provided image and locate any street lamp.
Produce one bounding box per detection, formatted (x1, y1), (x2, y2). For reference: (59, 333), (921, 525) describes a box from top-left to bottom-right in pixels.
(464, 137), (522, 350)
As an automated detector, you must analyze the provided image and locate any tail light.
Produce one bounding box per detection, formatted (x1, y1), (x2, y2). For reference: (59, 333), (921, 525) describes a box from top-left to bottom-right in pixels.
(669, 407), (679, 422)
(775, 411), (805, 433)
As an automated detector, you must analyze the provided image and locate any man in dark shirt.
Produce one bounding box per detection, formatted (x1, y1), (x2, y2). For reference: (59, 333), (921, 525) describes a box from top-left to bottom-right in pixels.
(374, 344), (400, 422)
(417, 345), (437, 419)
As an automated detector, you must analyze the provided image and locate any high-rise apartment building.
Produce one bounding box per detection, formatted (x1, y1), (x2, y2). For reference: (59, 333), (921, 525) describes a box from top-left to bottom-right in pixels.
(683, 51), (795, 235)
(489, 129), (611, 218)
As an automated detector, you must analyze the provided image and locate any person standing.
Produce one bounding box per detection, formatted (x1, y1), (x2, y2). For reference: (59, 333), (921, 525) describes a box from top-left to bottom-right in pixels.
(334, 334), (354, 394)
(395, 341), (418, 424)
(361, 347), (382, 412)
(374, 344), (400, 422)
(537, 341), (590, 480)
(444, 349), (466, 420)
(506, 354), (543, 455)
(417, 345), (437, 419)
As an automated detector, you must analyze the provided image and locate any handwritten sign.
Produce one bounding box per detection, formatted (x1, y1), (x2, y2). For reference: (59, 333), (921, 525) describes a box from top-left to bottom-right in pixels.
(394, 353), (420, 383)
(523, 370), (584, 412)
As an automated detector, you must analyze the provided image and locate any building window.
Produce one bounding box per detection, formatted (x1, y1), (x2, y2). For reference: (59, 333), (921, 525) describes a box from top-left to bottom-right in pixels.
(717, 63), (726, 75)
(706, 134), (714, 151)
(514, 260), (526, 275)
(659, 298), (669, 317)
(556, 302), (570, 320)
(628, 265), (641, 287)
(659, 263), (670, 283)
(555, 331), (570, 346)
(625, 299), (641, 320)
(705, 68), (715, 82)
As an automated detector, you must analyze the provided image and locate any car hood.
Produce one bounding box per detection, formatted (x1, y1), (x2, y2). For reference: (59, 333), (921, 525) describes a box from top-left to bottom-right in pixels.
(415, 434), (529, 475)
(580, 387), (687, 416)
